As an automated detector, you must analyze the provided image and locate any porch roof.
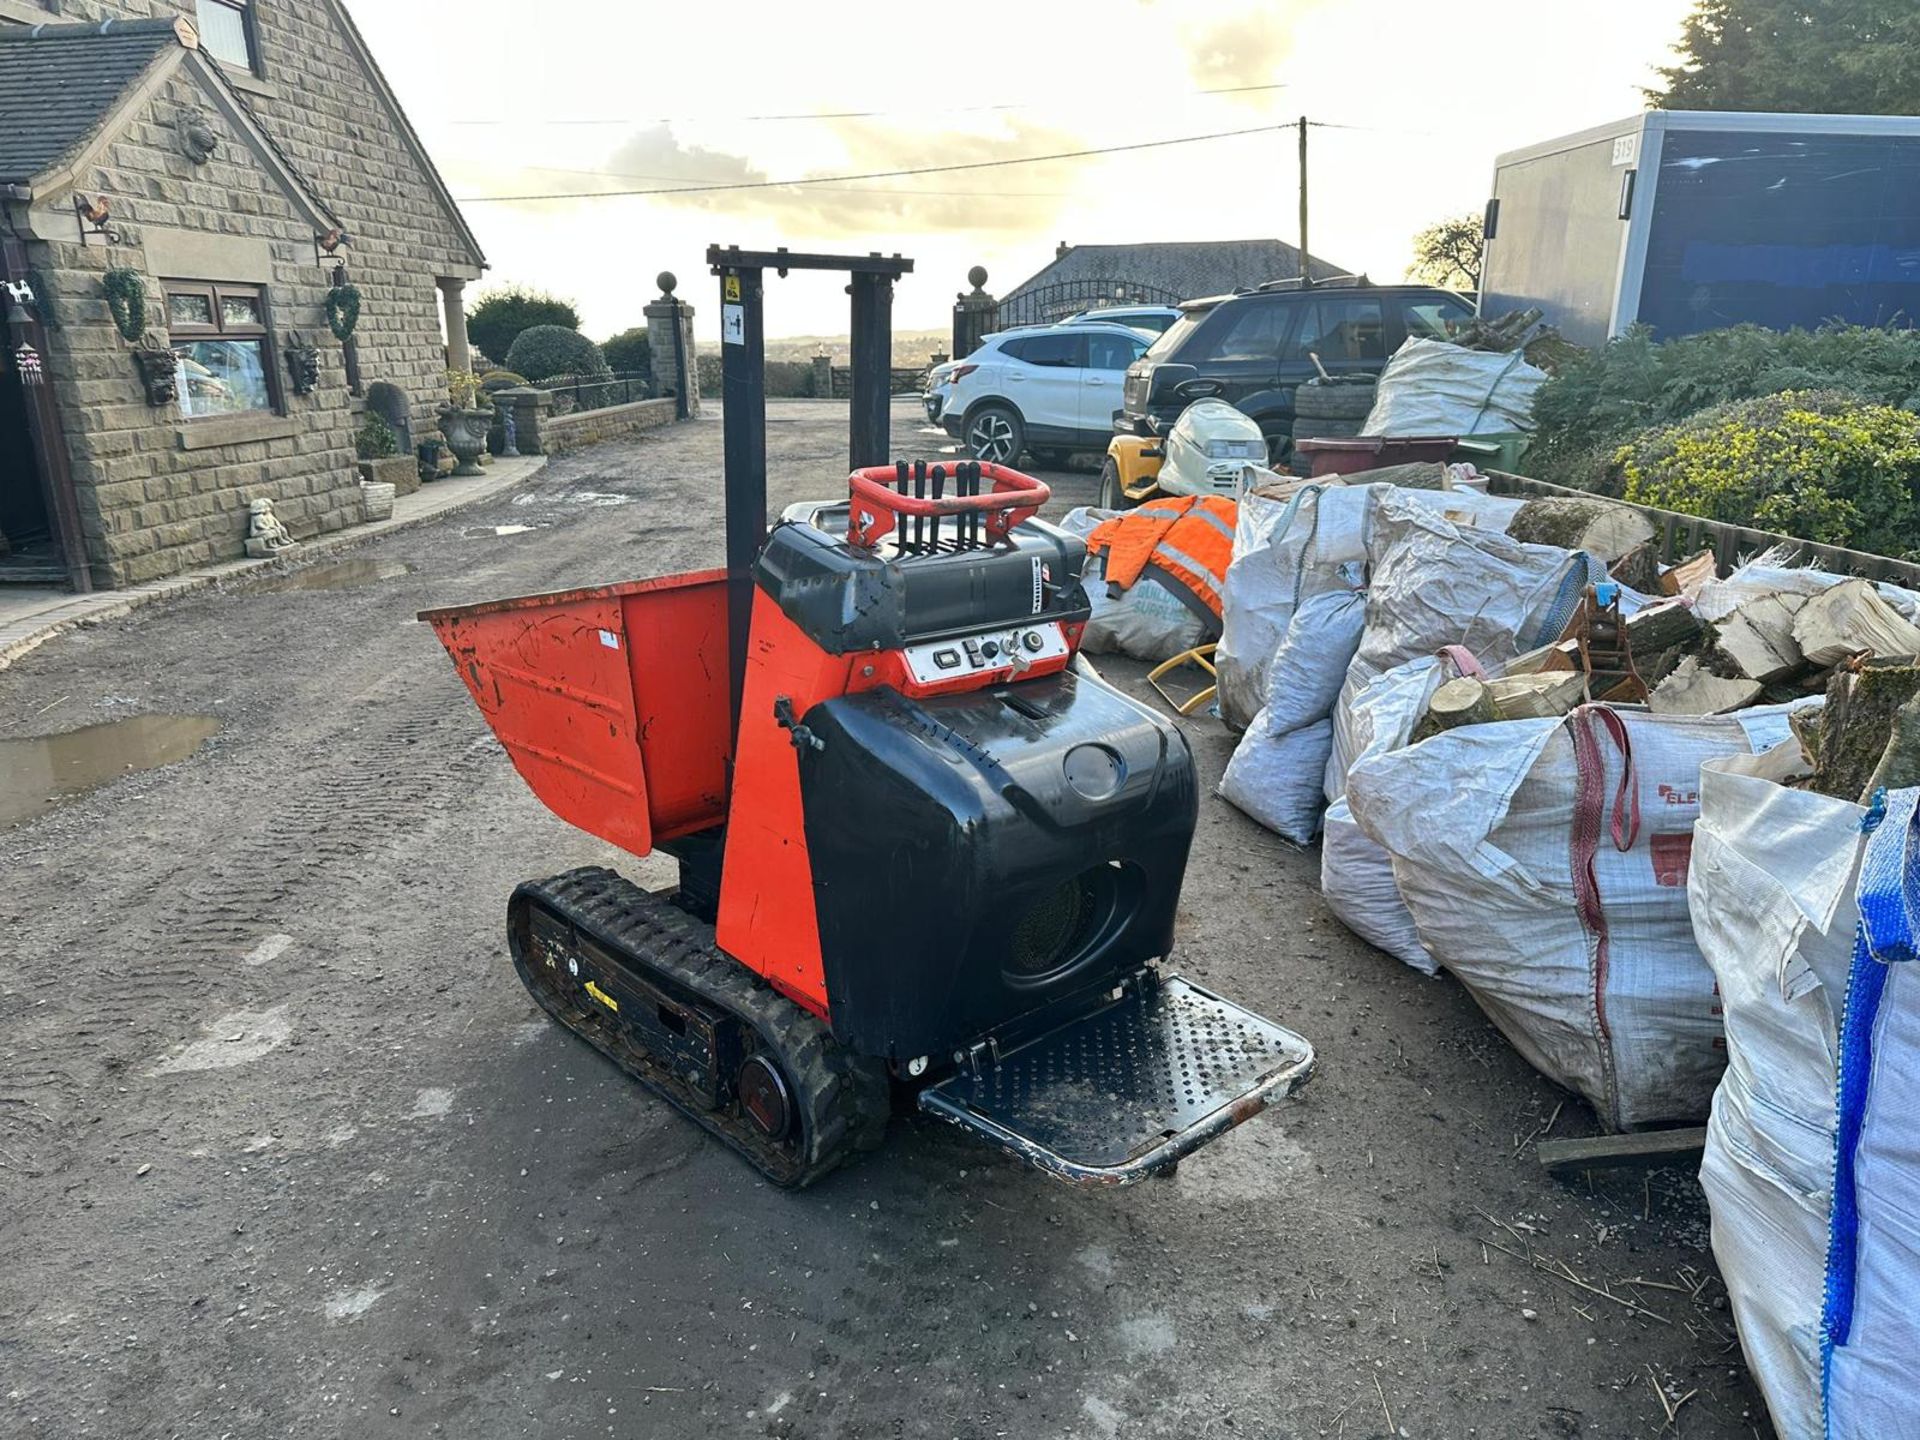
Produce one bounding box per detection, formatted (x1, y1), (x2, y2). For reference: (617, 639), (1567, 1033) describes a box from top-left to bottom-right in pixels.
(0, 19), (185, 186)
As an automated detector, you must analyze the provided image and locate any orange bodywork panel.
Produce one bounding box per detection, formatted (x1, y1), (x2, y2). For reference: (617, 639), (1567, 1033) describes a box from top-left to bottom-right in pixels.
(715, 590), (859, 1018)
(420, 570), (731, 857)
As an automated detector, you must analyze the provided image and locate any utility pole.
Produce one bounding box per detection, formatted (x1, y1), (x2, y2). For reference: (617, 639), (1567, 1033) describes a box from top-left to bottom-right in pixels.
(1297, 115), (1311, 286)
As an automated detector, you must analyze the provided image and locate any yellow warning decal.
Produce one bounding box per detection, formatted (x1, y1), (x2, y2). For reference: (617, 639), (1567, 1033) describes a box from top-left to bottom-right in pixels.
(584, 980), (619, 1013)
(723, 273), (742, 302)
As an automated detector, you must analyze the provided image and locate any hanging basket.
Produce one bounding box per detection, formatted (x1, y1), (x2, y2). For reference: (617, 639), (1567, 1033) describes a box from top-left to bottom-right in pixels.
(103, 268), (147, 343)
(325, 282), (361, 343)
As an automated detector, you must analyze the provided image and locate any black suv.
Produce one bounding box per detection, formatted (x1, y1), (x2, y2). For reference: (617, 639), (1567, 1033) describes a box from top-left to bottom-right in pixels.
(1117, 278), (1475, 460)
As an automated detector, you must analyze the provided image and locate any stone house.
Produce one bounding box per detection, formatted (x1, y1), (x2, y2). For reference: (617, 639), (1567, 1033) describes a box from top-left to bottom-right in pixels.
(0, 2), (485, 590)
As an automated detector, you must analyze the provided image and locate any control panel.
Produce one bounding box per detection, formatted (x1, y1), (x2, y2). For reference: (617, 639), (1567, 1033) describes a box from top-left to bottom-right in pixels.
(902, 622), (1070, 686)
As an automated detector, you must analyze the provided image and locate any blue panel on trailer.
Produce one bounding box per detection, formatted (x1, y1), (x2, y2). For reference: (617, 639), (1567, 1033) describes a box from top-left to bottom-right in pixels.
(1639, 129), (1920, 337)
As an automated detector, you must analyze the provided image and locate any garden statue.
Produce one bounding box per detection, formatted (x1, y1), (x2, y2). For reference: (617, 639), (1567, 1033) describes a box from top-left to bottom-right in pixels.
(244, 497), (298, 559)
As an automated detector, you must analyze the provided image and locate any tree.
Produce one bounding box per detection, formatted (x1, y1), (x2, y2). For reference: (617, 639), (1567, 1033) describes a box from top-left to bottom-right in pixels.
(1650, 0), (1920, 113)
(1406, 214), (1484, 294)
(602, 326), (651, 376)
(468, 286), (580, 370)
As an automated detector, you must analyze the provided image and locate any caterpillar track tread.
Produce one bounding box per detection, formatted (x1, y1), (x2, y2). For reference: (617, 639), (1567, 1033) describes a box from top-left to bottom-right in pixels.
(508, 866), (889, 1189)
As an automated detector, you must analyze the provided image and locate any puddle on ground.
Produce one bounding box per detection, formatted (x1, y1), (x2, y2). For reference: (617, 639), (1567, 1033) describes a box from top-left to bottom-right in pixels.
(253, 558), (413, 593)
(0, 714), (220, 829)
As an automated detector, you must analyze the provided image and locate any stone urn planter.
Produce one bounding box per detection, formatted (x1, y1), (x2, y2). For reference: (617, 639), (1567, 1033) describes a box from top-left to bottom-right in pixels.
(437, 405), (493, 477)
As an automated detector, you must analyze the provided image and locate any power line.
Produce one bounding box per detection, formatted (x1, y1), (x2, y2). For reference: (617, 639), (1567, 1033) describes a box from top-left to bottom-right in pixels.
(443, 81), (1288, 128)
(457, 123), (1293, 204)
(512, 161), (1074, 199)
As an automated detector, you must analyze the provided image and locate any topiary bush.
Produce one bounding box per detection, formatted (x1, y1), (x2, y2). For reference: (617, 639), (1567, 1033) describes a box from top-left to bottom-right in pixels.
(602, 326), (650, 376)
(1531, 323), (1920, 492)
(468, 286), (580, 368)
(354, 415), (398, 460)
(479, 369), (528, 393)
(505, 325), (609, 383)
(1616, 390), (1920, 556)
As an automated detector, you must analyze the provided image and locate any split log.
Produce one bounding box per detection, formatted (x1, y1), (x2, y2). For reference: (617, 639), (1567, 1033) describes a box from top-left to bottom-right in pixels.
(1623, 600), (1704, 655)
(1862, 689), (1920, 800)
(1503, 642), (1578, 677)
(1423, 671), (1589, 733)
(1609, 540), (1662, 597)
(1489, 671), (1588, 719)
(1648, 657), (1765, 716)
(1809, 663), (1920, 802)
(1507, 496), (1656, 563)
(1710, 592), (1807, 682)
(1659, 549), (1718, 598)
(1447, 306), (1544, 354)
(1793, 580), (1920, 668)
(1427, 677), (1499, 731)
(1790, 704), (1824, 767)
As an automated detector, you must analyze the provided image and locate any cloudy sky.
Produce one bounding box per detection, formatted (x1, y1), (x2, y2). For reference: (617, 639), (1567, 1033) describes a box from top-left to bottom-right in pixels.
(353, 0), (1697, 344)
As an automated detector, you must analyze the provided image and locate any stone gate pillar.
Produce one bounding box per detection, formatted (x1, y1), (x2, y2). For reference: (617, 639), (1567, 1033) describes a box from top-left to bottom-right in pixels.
(952, 265), (997, 361)
(643, 273), (699, 418)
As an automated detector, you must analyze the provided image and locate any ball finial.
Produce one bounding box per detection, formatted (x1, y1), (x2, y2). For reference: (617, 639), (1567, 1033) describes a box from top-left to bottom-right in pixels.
(657, 271), (677, 296)
(967, 265), (988, 291)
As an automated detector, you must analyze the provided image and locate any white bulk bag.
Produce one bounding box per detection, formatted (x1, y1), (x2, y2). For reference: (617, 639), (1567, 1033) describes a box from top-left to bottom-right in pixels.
(1078, 556), (1211, 661)
(1825, 787), (1920, 1437)
(1322, 799), (1433, 972)
(1360, 337), (1547, 437)
(1346, 702), (1809, 1129)
(1691, 745), (1862, 1440)
(1059, 506), (1212, 662)
(1215, 485), (1372, 730)
(1217, 590), (1368, 846)
(1265, 589), (1368, 736)
(1215, 484), (1527, 730)
(1319, 656), (1449, 974)
(1218, 715), (1334, 845)
(1348, 490), (1600, 696)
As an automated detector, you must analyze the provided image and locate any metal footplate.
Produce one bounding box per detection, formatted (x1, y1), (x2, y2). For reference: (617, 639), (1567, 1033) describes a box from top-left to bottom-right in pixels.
(917, 971), (1315, 1186)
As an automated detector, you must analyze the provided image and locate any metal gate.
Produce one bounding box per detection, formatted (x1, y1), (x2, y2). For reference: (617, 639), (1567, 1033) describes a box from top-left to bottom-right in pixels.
(994, 278), (1185, 330)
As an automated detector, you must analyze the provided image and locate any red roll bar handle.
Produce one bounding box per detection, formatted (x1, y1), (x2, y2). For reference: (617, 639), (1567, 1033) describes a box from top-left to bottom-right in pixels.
(847, 461), (1050, 550)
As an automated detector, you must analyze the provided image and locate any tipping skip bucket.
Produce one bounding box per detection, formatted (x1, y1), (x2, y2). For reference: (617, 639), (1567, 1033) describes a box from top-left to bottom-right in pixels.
(419, 569), (731, 856)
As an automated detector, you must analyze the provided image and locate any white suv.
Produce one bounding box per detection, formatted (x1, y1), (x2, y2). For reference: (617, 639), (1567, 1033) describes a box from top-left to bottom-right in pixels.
(937, 322), (1153, 466)
(1063, 304), (1181, 335)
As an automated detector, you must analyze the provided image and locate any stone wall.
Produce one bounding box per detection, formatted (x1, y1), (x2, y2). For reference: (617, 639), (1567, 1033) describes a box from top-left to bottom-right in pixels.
(540, 398), (677, 454)
(28, 70), (362, 586)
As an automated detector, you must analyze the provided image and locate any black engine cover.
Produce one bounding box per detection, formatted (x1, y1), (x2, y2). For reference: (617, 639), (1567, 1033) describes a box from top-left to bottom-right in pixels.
(797, 666), (1197, 1061)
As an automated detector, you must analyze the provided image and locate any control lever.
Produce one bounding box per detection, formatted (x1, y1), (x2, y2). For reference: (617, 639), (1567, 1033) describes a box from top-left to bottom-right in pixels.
(772, 695), (825, 752)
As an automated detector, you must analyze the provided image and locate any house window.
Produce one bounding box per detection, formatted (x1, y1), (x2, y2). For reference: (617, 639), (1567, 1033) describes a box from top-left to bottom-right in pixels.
(195, 0), (257, 71)
(165, 282), (278, 419)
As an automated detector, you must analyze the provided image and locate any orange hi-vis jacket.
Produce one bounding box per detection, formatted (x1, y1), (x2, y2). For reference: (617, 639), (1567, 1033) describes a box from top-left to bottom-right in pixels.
(1085, 495), (1238, 623)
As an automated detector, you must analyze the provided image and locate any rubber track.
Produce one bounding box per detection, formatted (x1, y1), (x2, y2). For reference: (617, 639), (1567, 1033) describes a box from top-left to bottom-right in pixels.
(514, 867), (889, 1189)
